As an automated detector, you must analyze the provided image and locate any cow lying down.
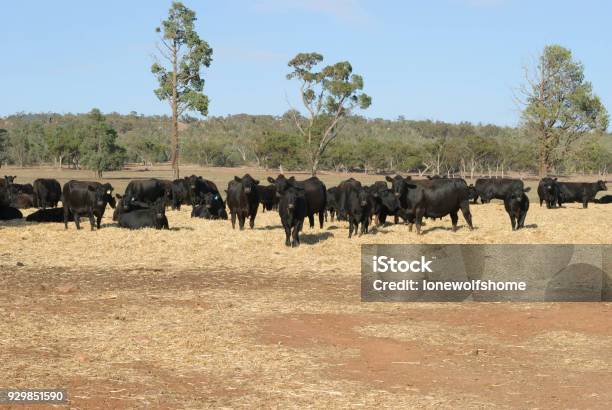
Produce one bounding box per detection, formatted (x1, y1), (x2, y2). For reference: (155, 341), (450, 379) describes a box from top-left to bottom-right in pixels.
(117, 199), (169, 230)
(26, 207), (73, 222)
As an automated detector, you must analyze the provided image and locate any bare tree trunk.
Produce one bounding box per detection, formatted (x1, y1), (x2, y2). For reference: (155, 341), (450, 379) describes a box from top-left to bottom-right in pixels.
(171, 42), (180, 179)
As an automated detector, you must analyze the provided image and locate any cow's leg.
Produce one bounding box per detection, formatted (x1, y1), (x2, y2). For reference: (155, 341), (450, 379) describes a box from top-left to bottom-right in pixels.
(230, 210), (236, 229)
(518, 211), (526, 229)
(73, 213), (81, 230)
(394, 215), (399, 224)
(291, 224), (300, 247)
(250, 208), (257, 229)
(450, 211), (459, 232)
(510, 214), (517, 230)
(415, 209), (425, 235)
(89, 211), (96, 231)
(63, 207), (70, 229)
(348, 219), (354, 238)
(583, 199), (588, 209)
(284, 224), (291, 247)
(238, 211), (246, 230)
(318, 210), (324, 229)
(460, 201), (474, 230)
(330, 210), (335, 222)
(308, 213), (315, 229)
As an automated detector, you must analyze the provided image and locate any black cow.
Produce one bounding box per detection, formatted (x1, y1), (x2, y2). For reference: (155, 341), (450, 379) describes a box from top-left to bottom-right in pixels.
(267, 175), (326, 229)
(0, 185), (10, 207)
(326, 187), (340, 222)
(123, 179), (171, 207)
(0, 206), (22, 220)
(346, 186), (372, 238)
(557, 180), (607, 208)
(26, 207), (73, 223)
(256, 184), (278, 212)
(337, 178), (362, 221)
(33, 178), (62, 208)
(171, 179), (191, 210)
(9, 190), (34, 209)
(186, 175), (221, 206)
(191, 192), (228, 219)
(112, 194), (150, 221)
(62, 180), (115, 230)
(402, 178), (474, 234)
(366, 182), (400, 226)
(474, 178), (524, 203)
(385, 175), (414, 224)
(118, 199), (169, 230)
(504, 187), (530, 230)
(596, 195), (612, 204)
(227, 174), (260, 230)
(1, 175), (16, 187)
(278, 184), (307, 247)
(537, 177), (560, 209)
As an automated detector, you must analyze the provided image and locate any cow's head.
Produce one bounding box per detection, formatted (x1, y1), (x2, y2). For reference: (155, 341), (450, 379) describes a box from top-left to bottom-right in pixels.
(379, 189), (400, 213)
(235, 174), (259, 194)
(385, 175), (408, 198)
(282, 184), (304, 211)
(89, 183), (112, 208)
(202, 192), (215, 210)
(267, 174), (293, 194)
(467, 184), (478, 200)
(509, 186), (530, 202)
(596, 180), (607, 191)
(357, 188), (369, 207)
(4, 175), (16, 185)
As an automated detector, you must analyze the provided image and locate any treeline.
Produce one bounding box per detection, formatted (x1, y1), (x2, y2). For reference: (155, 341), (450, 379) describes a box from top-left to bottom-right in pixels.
(0, 111), (610, 176)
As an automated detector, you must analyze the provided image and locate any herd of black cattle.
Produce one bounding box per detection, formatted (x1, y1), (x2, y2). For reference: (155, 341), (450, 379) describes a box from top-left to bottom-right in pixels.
(0, 173), (609, 247)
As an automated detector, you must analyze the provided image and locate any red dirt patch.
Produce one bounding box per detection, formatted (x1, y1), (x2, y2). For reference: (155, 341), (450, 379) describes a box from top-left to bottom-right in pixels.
(259, 308), (612, 408)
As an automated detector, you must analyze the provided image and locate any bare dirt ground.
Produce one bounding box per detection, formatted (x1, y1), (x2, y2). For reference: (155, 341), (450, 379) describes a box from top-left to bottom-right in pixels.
(1, 165), (611, 409)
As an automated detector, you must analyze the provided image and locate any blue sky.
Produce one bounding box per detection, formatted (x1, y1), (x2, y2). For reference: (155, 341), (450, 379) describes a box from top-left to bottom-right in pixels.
(1, 0), (611, 126)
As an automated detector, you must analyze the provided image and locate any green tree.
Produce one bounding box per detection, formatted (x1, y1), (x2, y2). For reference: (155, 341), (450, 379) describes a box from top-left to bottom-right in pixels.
(0, 129), (8, 168)
(80, 109), (126, 178)
(287, 52), (371, 175)
(152, 1), (213, 178)
(519, 45), (609, 176)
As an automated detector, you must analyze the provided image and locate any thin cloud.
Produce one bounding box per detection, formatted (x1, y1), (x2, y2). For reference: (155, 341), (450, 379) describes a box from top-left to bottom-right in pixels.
(254, 0), (371, 25)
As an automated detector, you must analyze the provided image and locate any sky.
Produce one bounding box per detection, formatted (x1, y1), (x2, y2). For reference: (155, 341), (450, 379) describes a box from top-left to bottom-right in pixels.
(1, 0), (611, 126)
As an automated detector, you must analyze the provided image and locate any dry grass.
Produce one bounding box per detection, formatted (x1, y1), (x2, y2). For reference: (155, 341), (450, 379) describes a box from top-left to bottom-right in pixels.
(1, 198), (610, 275)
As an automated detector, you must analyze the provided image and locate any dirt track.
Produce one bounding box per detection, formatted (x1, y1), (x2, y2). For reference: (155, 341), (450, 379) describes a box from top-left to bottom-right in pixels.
(2, 267), (612, 409)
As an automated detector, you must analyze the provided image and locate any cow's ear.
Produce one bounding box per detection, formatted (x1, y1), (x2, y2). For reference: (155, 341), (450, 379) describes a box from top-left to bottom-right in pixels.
(469, 184), (474, 188)
(288, 176), (296, 182)
(553, 178), (557, 181)
(524, 187), (531, 193)
(234, 176), (242, 183)
(267, 177), (275, 183)
(405, 176), (412, 180)
(88, 185), (96, 192)
(224, 189), (228, 193)
(254, 179), (260, 185)
(385, 176), (393, 182)
(115, 194), (122, 199)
